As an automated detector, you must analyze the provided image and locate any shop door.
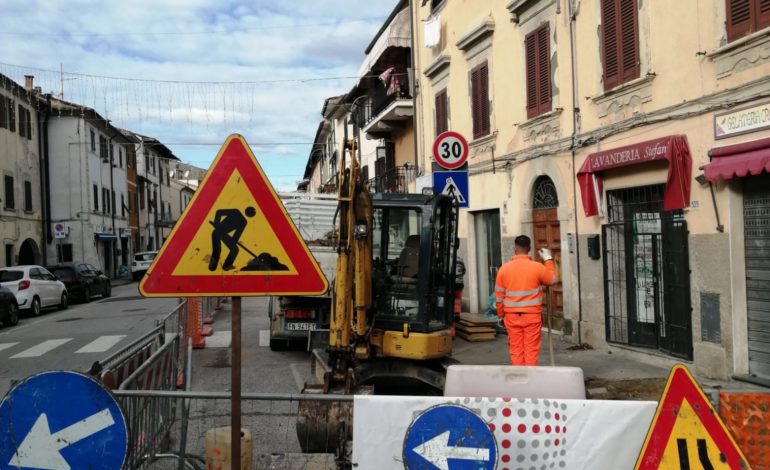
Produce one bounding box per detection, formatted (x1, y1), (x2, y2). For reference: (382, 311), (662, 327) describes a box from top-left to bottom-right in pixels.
(602, 184), (692, 359)
(532, 177), (563, 329)
(744, 175), (770, 379)
(474, 210), (501, 313)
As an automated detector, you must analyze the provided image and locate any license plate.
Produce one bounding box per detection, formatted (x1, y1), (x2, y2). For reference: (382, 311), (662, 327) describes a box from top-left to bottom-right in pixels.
(286, 322), (316, 331)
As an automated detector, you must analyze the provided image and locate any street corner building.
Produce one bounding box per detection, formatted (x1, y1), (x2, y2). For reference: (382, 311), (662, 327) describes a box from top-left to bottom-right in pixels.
(401, 0), (770, 383)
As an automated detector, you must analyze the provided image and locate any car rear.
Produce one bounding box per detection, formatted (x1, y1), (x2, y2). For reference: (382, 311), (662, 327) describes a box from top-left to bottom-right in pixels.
(132, 252), (157, 280)
(48, 266), (83, 299)
(0, 269), (31, 309)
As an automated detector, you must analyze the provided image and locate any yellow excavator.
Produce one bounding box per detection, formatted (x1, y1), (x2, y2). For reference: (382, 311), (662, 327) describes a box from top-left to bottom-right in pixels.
(297, 135), (460, 454)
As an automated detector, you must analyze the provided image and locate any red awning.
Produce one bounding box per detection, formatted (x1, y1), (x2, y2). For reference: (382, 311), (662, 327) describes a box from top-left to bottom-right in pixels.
(577, 135), (692, 217)
(704, 136), (770, 182)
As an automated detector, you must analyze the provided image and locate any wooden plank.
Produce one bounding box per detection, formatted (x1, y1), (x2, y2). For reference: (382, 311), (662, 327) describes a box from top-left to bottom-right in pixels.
(455, 323), (496, 334)
(456, 330), (497, 342)
(458, 312), (498, 326)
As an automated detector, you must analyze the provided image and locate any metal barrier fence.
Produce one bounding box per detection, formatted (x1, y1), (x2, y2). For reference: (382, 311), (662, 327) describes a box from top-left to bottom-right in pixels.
(111, 390), (353, 469)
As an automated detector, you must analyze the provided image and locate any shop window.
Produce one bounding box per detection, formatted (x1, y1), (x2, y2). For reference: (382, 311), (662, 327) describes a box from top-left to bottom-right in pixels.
(601, 0), (640, 90)
(525, 24), (552, 119)
(470, 62), (490, 139)
(727, 0), (770, 41)
(435, 89), (449, 136)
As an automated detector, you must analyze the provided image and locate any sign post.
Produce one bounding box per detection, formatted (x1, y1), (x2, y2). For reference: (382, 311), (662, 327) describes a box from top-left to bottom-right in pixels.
(139, 134), (329, 467)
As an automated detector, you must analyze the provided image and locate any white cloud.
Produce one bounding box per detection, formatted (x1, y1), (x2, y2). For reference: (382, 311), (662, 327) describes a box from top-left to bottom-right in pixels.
(0, 0), (398, 190)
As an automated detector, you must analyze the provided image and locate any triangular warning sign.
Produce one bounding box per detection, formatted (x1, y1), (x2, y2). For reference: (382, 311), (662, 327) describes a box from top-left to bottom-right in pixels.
(139, 134), (329, 297)
(635, 365), (750, 470)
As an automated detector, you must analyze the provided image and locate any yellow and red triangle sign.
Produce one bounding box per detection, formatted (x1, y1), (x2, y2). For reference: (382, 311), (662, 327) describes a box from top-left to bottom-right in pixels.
(139, 134), (329, 297)
(635, 365), (750, 469)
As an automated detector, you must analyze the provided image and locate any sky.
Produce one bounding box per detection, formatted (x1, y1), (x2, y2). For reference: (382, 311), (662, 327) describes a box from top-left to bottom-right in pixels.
(0, 0), (396, 190)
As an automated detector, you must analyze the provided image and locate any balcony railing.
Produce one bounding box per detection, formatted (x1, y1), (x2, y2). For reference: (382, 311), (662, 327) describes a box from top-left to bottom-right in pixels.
(320, 173), (339, 194)
(354, 87), (412, 130)
(368, 166), (415, 194)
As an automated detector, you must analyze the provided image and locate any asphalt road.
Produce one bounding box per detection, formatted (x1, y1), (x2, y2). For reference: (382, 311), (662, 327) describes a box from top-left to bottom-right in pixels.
(0, 281), (178, 397)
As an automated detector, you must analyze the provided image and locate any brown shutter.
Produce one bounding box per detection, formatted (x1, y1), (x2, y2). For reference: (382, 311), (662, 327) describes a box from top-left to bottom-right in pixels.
(435, 89), (448, 136)
(525, 32), (538, 118)
(727, 0), (752, 41)
(8, 99), (15, 133)
(620, 0), (640, 82)
(479, 63), (490, 136)
(0, 97), (6, 129)
(18, 104), (25, 138)
(602, 0), (620, 89)
(471, 67), (482, 138)
(759, 0), (770, 29)
(537, 25), (552, 114)
(26, 109), (31, 140)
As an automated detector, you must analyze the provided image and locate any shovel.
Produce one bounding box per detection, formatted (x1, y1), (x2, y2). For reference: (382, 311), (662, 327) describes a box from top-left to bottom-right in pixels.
(208, 221), (288, 271)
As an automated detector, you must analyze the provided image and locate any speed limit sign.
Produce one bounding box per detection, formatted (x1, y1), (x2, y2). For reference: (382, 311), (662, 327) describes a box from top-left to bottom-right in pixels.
(433, 131), (469, 170)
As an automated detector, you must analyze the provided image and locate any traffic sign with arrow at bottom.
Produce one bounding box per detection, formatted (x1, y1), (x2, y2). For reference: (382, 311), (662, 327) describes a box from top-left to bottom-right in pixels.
(0, 370), (128, 470)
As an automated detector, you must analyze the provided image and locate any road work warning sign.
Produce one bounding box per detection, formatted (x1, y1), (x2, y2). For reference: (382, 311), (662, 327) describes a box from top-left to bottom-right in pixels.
(634, 365), (750, 470)
(139, 134), (328, 297)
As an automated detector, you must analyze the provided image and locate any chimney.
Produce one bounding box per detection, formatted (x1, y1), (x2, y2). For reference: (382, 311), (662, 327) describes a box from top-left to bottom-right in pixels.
(24, 75), (33, 91)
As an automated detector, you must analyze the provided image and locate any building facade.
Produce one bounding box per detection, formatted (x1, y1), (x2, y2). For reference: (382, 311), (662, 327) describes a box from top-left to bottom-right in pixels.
(410, 0), (770, 381)
(132, 135), (178, 252)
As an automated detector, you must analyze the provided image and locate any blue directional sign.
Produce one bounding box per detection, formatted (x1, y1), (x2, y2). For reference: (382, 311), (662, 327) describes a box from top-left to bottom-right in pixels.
(0, 371), (128, 470)
(403, 404), (497, 470)
(433, 171), (469, 208)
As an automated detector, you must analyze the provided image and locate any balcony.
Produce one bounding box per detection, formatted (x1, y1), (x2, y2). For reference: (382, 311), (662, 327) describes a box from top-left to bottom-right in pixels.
(319, 173), (338, 194)
(355, 89), (414, 140)
(369, 166), (415, 194)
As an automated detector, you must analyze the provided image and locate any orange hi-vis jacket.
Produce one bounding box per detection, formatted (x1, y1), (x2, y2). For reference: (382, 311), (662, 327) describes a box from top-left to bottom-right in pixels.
(494, 255), (558, 315)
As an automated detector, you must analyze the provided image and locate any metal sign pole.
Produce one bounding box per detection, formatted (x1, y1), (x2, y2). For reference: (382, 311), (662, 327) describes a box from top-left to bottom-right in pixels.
(232, 296), (241, 468)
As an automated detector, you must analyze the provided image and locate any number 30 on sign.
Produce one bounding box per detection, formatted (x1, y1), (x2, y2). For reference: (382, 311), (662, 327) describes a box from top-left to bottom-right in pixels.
(433, 131), (469, 170)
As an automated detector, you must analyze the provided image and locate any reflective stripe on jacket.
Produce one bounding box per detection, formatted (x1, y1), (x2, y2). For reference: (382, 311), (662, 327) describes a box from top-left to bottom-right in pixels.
(494, 255), (557, 315)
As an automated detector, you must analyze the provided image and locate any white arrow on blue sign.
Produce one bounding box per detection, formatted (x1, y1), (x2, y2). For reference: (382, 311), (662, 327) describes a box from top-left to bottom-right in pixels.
(433, 171), (469, 209)
(403, 404), (497, 470)
(0, 371), (128, 470)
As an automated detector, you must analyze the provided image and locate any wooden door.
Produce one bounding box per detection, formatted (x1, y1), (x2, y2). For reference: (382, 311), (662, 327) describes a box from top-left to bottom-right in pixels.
(533, 208), (563, 329)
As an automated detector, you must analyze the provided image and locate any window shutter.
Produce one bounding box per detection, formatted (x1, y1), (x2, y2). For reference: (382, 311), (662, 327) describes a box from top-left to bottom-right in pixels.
(759, 0), (770, 30)
(480, 64), (490, 135)
(525, 33), (538, 118)
(435, 90), (448, 136)
(17, 104), (25, 138)
(537, 25), (552, 115)
(25, 109), (31, 140)
(727, 0), (753, 41)
(471, 68), (482, 138)
(0, 97), (6, 129)
(620, 0), (640, 82)
(602, 0), (620, 89)
(8, 99), (15, 133)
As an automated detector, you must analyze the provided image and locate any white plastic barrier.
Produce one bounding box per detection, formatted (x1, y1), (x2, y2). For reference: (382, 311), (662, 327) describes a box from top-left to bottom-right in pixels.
(352, 395), (655, 469)
(445, 365), (586, 399)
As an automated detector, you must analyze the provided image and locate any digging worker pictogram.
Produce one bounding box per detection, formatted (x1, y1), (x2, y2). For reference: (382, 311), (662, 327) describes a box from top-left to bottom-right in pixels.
(208, 207), (256, 271)
(494, 235), (558, 366)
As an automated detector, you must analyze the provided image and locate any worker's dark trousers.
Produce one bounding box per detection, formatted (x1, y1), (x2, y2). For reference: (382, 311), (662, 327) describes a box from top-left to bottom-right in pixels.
(209, 233), (239, 270)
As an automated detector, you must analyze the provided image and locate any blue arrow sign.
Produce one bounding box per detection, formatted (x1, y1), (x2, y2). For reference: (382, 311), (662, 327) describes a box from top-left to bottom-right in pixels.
(433, 171), (469, 208)
(0, 371), (128, 470)
(403, 404), (497, 470)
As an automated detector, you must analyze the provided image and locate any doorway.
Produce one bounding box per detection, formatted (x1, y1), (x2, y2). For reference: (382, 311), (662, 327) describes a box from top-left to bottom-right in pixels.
(744, 174), (770, 379)
(602, 184), (692, 359)
(532, 177), (563, 330)
(18, 239), (40, 265)
(474, 210), (501, 313)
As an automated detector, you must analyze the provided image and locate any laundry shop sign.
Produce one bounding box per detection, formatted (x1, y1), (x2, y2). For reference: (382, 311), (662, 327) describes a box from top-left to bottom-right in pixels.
(588, 139), (670, 171)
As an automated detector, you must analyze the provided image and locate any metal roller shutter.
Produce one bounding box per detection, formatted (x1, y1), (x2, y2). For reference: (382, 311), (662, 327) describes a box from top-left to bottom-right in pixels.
(744, 175), (770, 379)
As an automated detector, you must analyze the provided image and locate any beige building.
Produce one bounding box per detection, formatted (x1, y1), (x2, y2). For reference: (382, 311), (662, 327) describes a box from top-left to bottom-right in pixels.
(411, 0), (770, 381)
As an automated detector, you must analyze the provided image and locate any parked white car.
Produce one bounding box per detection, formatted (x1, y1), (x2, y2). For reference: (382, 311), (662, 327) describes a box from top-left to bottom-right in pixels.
(0, 265), (68, 316)
(132, 251), (158, 281)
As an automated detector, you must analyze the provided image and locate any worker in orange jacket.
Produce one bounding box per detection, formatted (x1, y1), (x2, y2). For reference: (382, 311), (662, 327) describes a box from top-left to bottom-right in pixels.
(494, 235), (558, 366)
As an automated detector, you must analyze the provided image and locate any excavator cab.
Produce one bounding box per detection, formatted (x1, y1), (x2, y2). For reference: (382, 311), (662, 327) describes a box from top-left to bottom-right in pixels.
(369, 193), (459, 360)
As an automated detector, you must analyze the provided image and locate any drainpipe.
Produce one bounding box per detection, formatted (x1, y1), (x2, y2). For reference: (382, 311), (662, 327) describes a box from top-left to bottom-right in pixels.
(569, 0), (584, 343)
(37, 94), (52, 265)
(408, 0), (421, 179)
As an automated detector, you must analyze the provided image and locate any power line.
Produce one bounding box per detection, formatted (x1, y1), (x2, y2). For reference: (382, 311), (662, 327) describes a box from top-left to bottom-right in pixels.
(0, 18), (385, 38)
(0, 61), (407, 85)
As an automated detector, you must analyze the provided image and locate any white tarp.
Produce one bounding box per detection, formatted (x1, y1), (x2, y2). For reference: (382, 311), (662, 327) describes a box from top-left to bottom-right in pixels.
(353, 395), (656, 469)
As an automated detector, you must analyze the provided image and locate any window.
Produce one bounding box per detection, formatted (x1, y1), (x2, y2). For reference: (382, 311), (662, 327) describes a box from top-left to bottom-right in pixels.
(25, 109), (31, 140)
(103, 187), (110, 214)
(119, 148), (123, 168)
(139, 186), (145, 210)
(109, 144), (114, 164)
(4, 175), (14, 210)
(111, 190), (116, 215)
(57, 244), (73, 263)
(18, 104), (26, 138)
(470, 62), (490, 139)
(23, 181), (32, 212)
(435, 89), (449, 136)
(7, 98), (15, 133)
(90, 130), (96, 152)
(93, 184), (99, 211)
(5, 245), (13, 267)
(431, 0), (445, 11)
(601, 0), (640, 90)
(99, 136), (108, 161)
(525, 24), (552, 119)
(727, 0), (770, 41)
(121, 193), (126, 217)
(0, 96), (7, 129)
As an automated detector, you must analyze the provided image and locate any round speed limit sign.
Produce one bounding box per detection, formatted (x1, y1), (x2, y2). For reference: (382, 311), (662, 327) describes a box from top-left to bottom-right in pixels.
(433, 131), (469, 170)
